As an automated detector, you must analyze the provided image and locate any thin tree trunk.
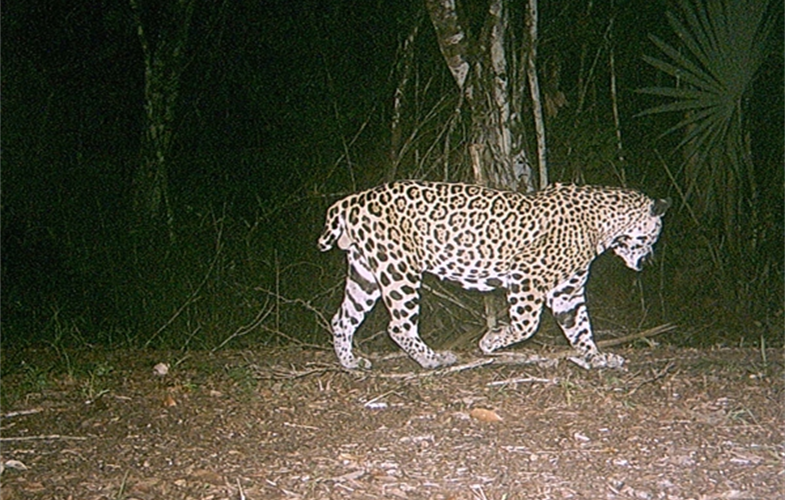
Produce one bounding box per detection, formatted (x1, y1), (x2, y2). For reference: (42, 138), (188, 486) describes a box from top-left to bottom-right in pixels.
(389, 19), (420, 182)
(129, 0), (195, 243)
(427, 0), (537, 331)
(425, 0), (470, 91)
(484, 0), (518, 190)
(526, 0), (548, 190)
(608, 17), (627, 187)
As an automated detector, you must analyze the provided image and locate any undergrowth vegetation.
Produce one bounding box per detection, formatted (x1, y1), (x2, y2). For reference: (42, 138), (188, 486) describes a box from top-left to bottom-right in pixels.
(2, 113), (781, 368)
(2, 1), (782, 375)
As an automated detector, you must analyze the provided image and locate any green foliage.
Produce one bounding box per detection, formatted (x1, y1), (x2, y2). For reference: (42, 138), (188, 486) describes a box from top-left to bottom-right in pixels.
(636, 0), (782, 344)
(638, 0), (775, 234)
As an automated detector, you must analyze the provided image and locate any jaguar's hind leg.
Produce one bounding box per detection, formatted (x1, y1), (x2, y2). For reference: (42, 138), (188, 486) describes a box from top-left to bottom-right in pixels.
(331, 249), (380, 369)
(378, 267), (457, 369)
(547, 269), (625, 369)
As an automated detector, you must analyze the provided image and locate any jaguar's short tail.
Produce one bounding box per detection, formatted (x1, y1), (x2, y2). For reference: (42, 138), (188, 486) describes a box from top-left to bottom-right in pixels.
(317, 205), (343, 252)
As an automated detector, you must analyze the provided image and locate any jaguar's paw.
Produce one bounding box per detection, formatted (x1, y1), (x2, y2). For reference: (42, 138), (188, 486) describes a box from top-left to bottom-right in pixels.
(569, 352), (626, 370)
(339, 355), (373, 370)
(479, 326), (509, 354)
(418, 350), (458, 369)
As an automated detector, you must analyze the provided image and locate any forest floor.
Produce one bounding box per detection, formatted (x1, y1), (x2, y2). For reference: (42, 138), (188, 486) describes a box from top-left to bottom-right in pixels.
(0, 345), (782, 500)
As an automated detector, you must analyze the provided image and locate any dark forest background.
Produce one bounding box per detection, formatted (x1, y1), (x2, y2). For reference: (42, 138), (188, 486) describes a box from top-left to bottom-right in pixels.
(2, 0), (783, 357)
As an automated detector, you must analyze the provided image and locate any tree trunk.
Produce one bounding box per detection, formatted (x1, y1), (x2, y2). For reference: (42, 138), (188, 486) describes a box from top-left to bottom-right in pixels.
(388, 18), (421, 182)
(426, 0), (541, 331)
(129, 0), (195, 243)
(525, 0), (548, 190)
(425, 0), (532, 192)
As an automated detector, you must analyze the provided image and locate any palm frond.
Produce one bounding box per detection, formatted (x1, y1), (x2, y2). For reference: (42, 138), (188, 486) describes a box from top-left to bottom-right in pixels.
(636, 0), (775, 231)
(644, 37), (723, 93)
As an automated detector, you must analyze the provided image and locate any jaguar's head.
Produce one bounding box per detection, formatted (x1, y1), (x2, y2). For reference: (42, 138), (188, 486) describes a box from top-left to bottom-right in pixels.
(611, 198), (670, 271)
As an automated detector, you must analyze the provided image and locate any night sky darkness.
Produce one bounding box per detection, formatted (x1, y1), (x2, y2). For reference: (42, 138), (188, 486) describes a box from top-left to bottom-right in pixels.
(2, 0), (783, 347)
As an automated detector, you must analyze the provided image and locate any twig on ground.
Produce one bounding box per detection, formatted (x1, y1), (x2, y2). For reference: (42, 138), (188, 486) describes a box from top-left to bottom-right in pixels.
(237, 477), (246, 500)
(363, 389), (400, 408)
(0, 434), (88, 442)
(483, 351), (557, 365)
(486, 375), (558, 387)
(1, 408), (43, 419)
(506, 322), (677, 362)
(373, 358), (495, 380)
(596, 323), (677, 349)
(255, 362), (339, 380)
(627, 361), (676, 396)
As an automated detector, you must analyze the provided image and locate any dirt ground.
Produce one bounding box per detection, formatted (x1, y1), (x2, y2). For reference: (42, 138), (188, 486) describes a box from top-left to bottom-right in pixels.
(0, 345), (782, 500)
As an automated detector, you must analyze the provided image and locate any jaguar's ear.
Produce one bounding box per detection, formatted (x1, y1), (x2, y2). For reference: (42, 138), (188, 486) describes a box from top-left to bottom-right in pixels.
(650, 198), (671, 217)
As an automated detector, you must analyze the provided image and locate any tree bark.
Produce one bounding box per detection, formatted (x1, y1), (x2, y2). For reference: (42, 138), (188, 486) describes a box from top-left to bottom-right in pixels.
(426, 0), (540, 331)
(425, 0), (532, 192)
(129, 0), (195, 243)
(525, 0), (548, 190)
(425, 0), (470, 91)
(388, 19), (421, 182)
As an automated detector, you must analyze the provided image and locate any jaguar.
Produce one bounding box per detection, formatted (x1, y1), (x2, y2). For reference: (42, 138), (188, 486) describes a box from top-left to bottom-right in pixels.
(319, 180), (669, 370)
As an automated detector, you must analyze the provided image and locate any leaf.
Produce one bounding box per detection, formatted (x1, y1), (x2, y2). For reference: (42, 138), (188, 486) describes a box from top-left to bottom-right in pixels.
(3, 459), (28, 471)
(637, 0), (775, 230)
(469, 408), (503, 422)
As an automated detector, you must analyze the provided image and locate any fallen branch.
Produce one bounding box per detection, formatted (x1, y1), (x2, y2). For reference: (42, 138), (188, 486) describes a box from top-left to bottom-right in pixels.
(487, 375), (557, 387)
(253, 362), (339, 380)
(373, 358), (494, 380)
(596, 323), (677, 349)
(1, 408), (43, 419)
(0, 434), (88, 442)
(485, 323), (677, 365)
(483, 351), (557, 366)
(254, 323), (677, 381)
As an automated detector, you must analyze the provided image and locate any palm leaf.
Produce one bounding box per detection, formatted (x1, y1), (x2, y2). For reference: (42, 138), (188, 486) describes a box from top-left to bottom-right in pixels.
(637, 0), (774, 229)
(644, 37), (723, 93)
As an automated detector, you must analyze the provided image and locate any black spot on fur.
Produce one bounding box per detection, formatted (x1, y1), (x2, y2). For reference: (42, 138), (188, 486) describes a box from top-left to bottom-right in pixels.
(349, 266), (377, 295)
(486, 278), (503, 288)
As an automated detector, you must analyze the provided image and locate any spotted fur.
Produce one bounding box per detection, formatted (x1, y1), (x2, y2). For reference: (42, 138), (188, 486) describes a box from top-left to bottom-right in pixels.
(319, 181), (669, 370)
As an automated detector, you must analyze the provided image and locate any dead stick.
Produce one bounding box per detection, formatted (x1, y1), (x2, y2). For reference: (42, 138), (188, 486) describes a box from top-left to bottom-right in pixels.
(1, 435), (88, 442)
(596, 323), (677, 349)
(373, 358), (494, 379)
(538, 323), (678, 362)
(2, 408), (43, 419)
(487, 376), (557, 387)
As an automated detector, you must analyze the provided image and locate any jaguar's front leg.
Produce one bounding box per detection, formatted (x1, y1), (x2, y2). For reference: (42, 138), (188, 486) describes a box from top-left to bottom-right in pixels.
(547, 270), (626, 370)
